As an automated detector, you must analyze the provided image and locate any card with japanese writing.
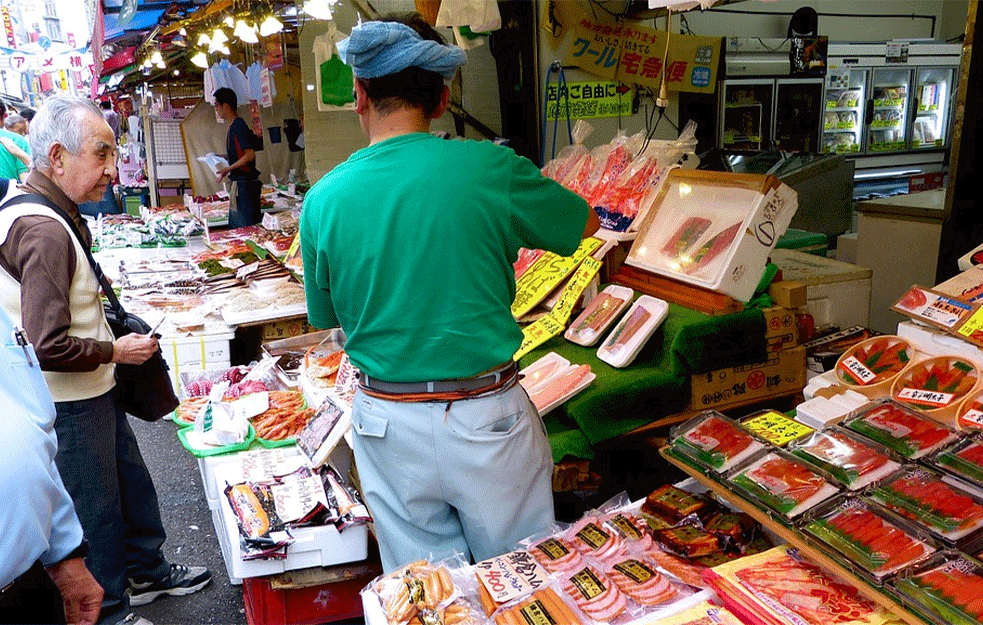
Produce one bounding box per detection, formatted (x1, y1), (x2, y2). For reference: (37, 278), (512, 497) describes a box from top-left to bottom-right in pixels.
(892, 285), (977, 331)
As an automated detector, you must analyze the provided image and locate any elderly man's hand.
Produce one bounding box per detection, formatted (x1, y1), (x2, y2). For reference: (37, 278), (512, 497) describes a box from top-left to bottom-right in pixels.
(112, 333), (159, 365)
(46, 557), (104, 625)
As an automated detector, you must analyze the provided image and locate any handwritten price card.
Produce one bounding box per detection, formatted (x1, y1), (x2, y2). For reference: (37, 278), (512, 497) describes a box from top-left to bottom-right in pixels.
(742, 410), (814, 447)
(475, 550), (550, 606)
(514, 315), (566, 361)
(512, 238), (601, 319)
(550, 257), (603, 324)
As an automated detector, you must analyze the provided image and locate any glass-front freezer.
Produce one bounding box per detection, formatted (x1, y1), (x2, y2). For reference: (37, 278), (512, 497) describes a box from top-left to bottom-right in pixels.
(720, 80), (773, 152)
(775, 78), (823, 153)
(868, 67), (912, 153)
(822, 67), (866, 155)
(913, 67), (955, 150)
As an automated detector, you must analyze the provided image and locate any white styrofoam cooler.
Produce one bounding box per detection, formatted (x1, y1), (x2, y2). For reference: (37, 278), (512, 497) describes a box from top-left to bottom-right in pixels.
(210, 462), (368, 585)
(159, 331), (234, 390)
(770, 249), (872, 332)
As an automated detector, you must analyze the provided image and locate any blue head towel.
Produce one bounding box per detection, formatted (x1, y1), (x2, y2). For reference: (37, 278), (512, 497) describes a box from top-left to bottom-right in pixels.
(337, 21), (467, 80)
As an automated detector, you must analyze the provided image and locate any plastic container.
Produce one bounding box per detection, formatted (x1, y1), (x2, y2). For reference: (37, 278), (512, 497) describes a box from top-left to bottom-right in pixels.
(177, 423), (255, 458)
(789, 428), (901, 490)
(596, 295), (669, 368)
(956, 388), (983, 431)
(243, 570), (377, 625)
(891, 551), (983, 625)
(833, 335), (914, 398)
(669, 411), (767, 474)
(842, 399), (958, 460)
(519, 353), (595, 416)
(931, 437), (983, 488)
(564, 285), (634, 346)
(801, 495), (937, 583)
(728, 449), (839, 519)
(868, 466), (983, 547)
(890, 355), (981, 427)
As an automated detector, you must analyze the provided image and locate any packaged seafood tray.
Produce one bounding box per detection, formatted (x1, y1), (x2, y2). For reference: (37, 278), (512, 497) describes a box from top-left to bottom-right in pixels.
(833, 335), (914, 398)
(705, 545), (907, 625)
(800, 495), (938, 584)
(788, 427), (902, 490)
(890, 551), (983, 625)
(519, 352), (594, 416)
(930, 437), (983, 488)
(596, 295), (669, 368)
(564, 285), (634, 347)
(843, 399), (958, 459)
(867, 465), (983, 548)
(956, 387), (983, 430)
(890, 355), (981, 427)
(727, 449), (839, 519)
(669, 411), (768, 474)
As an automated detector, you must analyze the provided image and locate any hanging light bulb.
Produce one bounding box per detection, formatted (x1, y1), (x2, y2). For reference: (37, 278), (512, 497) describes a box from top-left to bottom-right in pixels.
(196, 31), (211, 47)
(259, 14), (283, 37)
(223, 15), (235, 28)
(150, 49), (164, 65)
(234, 19), (259, 44)
(190, 50), (209, 68)
(211, 28), (228, 44)
(304, 0), (332, 20)
(179, 27), (187, 36)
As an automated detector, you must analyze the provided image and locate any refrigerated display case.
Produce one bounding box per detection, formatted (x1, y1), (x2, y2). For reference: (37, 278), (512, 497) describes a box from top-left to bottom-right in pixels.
(822, 67), (867, 155)
(720, 80), (772, 151)
(868, 68), (912, 153)
(913, 67), (955, 150)
(718, 77), (823, 153)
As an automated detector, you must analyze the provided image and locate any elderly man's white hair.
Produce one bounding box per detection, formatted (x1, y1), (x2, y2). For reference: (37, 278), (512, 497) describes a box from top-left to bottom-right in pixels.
(29, 95), (103, 171)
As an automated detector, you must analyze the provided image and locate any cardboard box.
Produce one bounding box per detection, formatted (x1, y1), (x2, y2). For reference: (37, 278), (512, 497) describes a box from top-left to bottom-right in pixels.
(762, 306), (798, 351)
(260, 318), (315, 341)
(688, 346), (807, 411)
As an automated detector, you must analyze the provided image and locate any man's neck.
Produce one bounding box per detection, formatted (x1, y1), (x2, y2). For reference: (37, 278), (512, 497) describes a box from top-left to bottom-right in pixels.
(367, 108), (431, 145)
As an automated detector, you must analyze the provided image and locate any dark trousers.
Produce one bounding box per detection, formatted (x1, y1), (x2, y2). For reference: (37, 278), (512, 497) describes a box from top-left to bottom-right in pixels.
(228, 179), (262, 228)
(0, 560), (65, 624)
(54, 390), (170, 625)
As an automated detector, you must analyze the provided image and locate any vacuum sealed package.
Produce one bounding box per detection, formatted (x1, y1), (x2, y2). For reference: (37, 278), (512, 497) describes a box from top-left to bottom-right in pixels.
(843, 399), (958, 459)
(597, 295), (669, 368)
(728, 450), (839, 519)
(788, 427), (901, 490)
(670, 411), (767, 474)
(891, 551), (983, 625)
(564, 285), (634, 346)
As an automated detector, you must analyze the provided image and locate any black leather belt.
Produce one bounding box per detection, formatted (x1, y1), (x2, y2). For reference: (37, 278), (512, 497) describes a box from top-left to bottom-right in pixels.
(360, 362), (517, 395)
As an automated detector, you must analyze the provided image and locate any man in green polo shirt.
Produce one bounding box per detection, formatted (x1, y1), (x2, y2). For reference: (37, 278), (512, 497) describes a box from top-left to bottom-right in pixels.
(301, 15), (597, 572)
(0, 127), (30, 181)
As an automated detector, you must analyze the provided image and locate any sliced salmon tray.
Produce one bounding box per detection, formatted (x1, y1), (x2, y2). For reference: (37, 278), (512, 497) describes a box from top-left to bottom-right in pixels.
(803, 497), (936, 580)
(844, 400), (957, 459)
(869, 466), (983, 543)
(729, 451), (838, 518)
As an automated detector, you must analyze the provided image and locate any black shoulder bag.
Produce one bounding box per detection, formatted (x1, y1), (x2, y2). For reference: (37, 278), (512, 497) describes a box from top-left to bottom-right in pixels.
(0, 193), (179, 421)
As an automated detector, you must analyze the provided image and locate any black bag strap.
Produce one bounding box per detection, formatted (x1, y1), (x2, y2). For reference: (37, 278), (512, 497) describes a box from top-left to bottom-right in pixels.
(0, 193), (128, 320)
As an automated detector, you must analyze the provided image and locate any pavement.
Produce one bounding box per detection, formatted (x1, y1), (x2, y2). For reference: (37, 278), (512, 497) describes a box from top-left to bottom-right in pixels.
(128, 417), (248, 625)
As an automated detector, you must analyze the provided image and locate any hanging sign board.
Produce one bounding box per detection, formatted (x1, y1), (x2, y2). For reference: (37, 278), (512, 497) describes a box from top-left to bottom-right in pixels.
(546, 80), (634, 120)
(564, 17), (721, 94)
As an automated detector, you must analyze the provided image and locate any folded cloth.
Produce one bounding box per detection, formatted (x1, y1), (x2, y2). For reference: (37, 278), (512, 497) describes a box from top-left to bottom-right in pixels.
(337, 21), (467, 79)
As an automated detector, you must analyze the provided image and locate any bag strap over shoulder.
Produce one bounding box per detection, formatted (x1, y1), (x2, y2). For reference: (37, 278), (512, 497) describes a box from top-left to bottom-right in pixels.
(0, 193), (128, 320)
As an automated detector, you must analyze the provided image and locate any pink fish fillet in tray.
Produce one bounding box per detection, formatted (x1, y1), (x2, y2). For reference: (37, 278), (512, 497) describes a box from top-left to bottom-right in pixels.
(519, 352), (595, 415)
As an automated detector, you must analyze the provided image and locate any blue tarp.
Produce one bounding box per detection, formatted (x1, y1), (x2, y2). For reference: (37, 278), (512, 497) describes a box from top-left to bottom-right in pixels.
(104, 8), (166, 41)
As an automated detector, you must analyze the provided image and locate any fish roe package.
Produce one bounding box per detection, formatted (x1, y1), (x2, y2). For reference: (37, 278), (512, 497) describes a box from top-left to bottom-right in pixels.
(728, 450), (839, 519)
(801, 496), (937, 583)
(834, 335), (913, 398)
(705, 546), (906, 625)
(868, 466), (983, 547)
(891, 551), (983, 625)
(890, 356), (981, 426)
(931, 437), (983, 488)
(956, 387), (983, 431)
(788, 427), (902, 490)
(670, 411), (767, 474)
(843, 399), (958, 459)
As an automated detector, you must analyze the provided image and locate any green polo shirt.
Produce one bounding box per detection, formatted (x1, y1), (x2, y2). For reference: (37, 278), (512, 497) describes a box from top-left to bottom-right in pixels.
(0, 129), (29, 180)
(301, 133), (590, 382)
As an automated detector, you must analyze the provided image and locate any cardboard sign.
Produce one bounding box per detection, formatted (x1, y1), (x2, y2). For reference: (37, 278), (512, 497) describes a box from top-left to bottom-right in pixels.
(892, 285), (976, 331)
(511, 238), (601, 319)
(742, 410), (813, 447)
(475, 551), (550, 606)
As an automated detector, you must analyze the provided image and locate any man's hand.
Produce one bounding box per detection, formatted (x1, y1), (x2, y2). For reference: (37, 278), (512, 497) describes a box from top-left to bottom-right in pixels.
(0, 135), (30, 167)
(216, 166), (229, 184)
(46, 558), (103, 625)
(112, 333), (159, 365)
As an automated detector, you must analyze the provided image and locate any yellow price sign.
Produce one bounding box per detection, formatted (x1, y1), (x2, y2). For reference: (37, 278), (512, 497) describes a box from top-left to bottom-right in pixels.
(957, 308), (983, 347)
(511, 238), (602, 320)
(742, 411), (814, 447)
(513, 315), (567, 361)
(550, 257), (603, 324)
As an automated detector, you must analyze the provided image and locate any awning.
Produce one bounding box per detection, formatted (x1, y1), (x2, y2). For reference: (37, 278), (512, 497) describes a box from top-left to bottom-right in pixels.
(104, 8), (166, 41)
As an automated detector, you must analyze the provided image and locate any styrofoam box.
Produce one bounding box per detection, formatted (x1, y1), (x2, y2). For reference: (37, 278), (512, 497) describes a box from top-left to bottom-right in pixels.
(897, 320), (983, 371)
(159, 332), (234, 390)
(626, 170), (798, 302)
(210, 463), (368, 585)
(770, 249), (872, 332)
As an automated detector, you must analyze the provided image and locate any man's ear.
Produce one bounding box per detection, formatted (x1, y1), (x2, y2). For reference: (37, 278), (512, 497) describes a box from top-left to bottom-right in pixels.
(48, 143), (65, 173)
(353, 80), (369, 115)
(428, 84), (451, 121)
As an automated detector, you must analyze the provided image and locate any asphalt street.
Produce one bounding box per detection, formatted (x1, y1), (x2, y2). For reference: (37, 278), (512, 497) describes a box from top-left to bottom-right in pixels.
(129, 416), (247, 625)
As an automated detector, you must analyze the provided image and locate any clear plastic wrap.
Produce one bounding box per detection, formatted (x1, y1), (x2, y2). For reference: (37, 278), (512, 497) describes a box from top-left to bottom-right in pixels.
(931, 437), (983, 487)
(891, 551), (983, 625)
(542, 119), (594, 184)
(368, 555), (470, 624)
(801, 495), (937, 582)
(788, 427), (902, 490)
(868, 466), (983, 545)
(670, 411), (767, 474)
(728, 450), (839, 518)
(843, 399), (958, 459)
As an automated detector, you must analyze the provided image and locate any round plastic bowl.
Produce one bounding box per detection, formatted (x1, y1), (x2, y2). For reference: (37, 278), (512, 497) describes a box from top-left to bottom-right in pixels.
(833, 335), (915, 399)
(890, 355), (981, 427)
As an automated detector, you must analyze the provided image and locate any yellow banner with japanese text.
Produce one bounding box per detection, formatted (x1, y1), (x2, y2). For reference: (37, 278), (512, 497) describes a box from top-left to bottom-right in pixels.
(564, 18), (721, 94)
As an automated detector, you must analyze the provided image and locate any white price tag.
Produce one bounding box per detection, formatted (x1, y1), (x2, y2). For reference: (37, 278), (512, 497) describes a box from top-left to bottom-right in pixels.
(236, 261), (260, 280)
(897, 387), (954, 408)
(839, 356), (878, 385)
(233, 391), (270, 419)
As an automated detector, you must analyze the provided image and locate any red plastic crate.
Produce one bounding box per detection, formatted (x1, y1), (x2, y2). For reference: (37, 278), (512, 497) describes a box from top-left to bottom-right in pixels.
(243, 571), (377, 625)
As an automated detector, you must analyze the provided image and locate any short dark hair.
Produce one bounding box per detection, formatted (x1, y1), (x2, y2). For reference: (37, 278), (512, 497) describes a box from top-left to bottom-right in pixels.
(356, 13), (448, 117)
(213, 87), (238, 111)
(100, 100), (112, 109)
(19, 108), (35, 121)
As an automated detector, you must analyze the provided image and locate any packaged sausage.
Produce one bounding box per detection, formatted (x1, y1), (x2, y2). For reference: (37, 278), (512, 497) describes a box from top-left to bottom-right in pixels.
(654, 525), (721, 558)
(558, 564), (631, 622)
(564, 515), (628, 563)
(491, 587), (585, 625)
